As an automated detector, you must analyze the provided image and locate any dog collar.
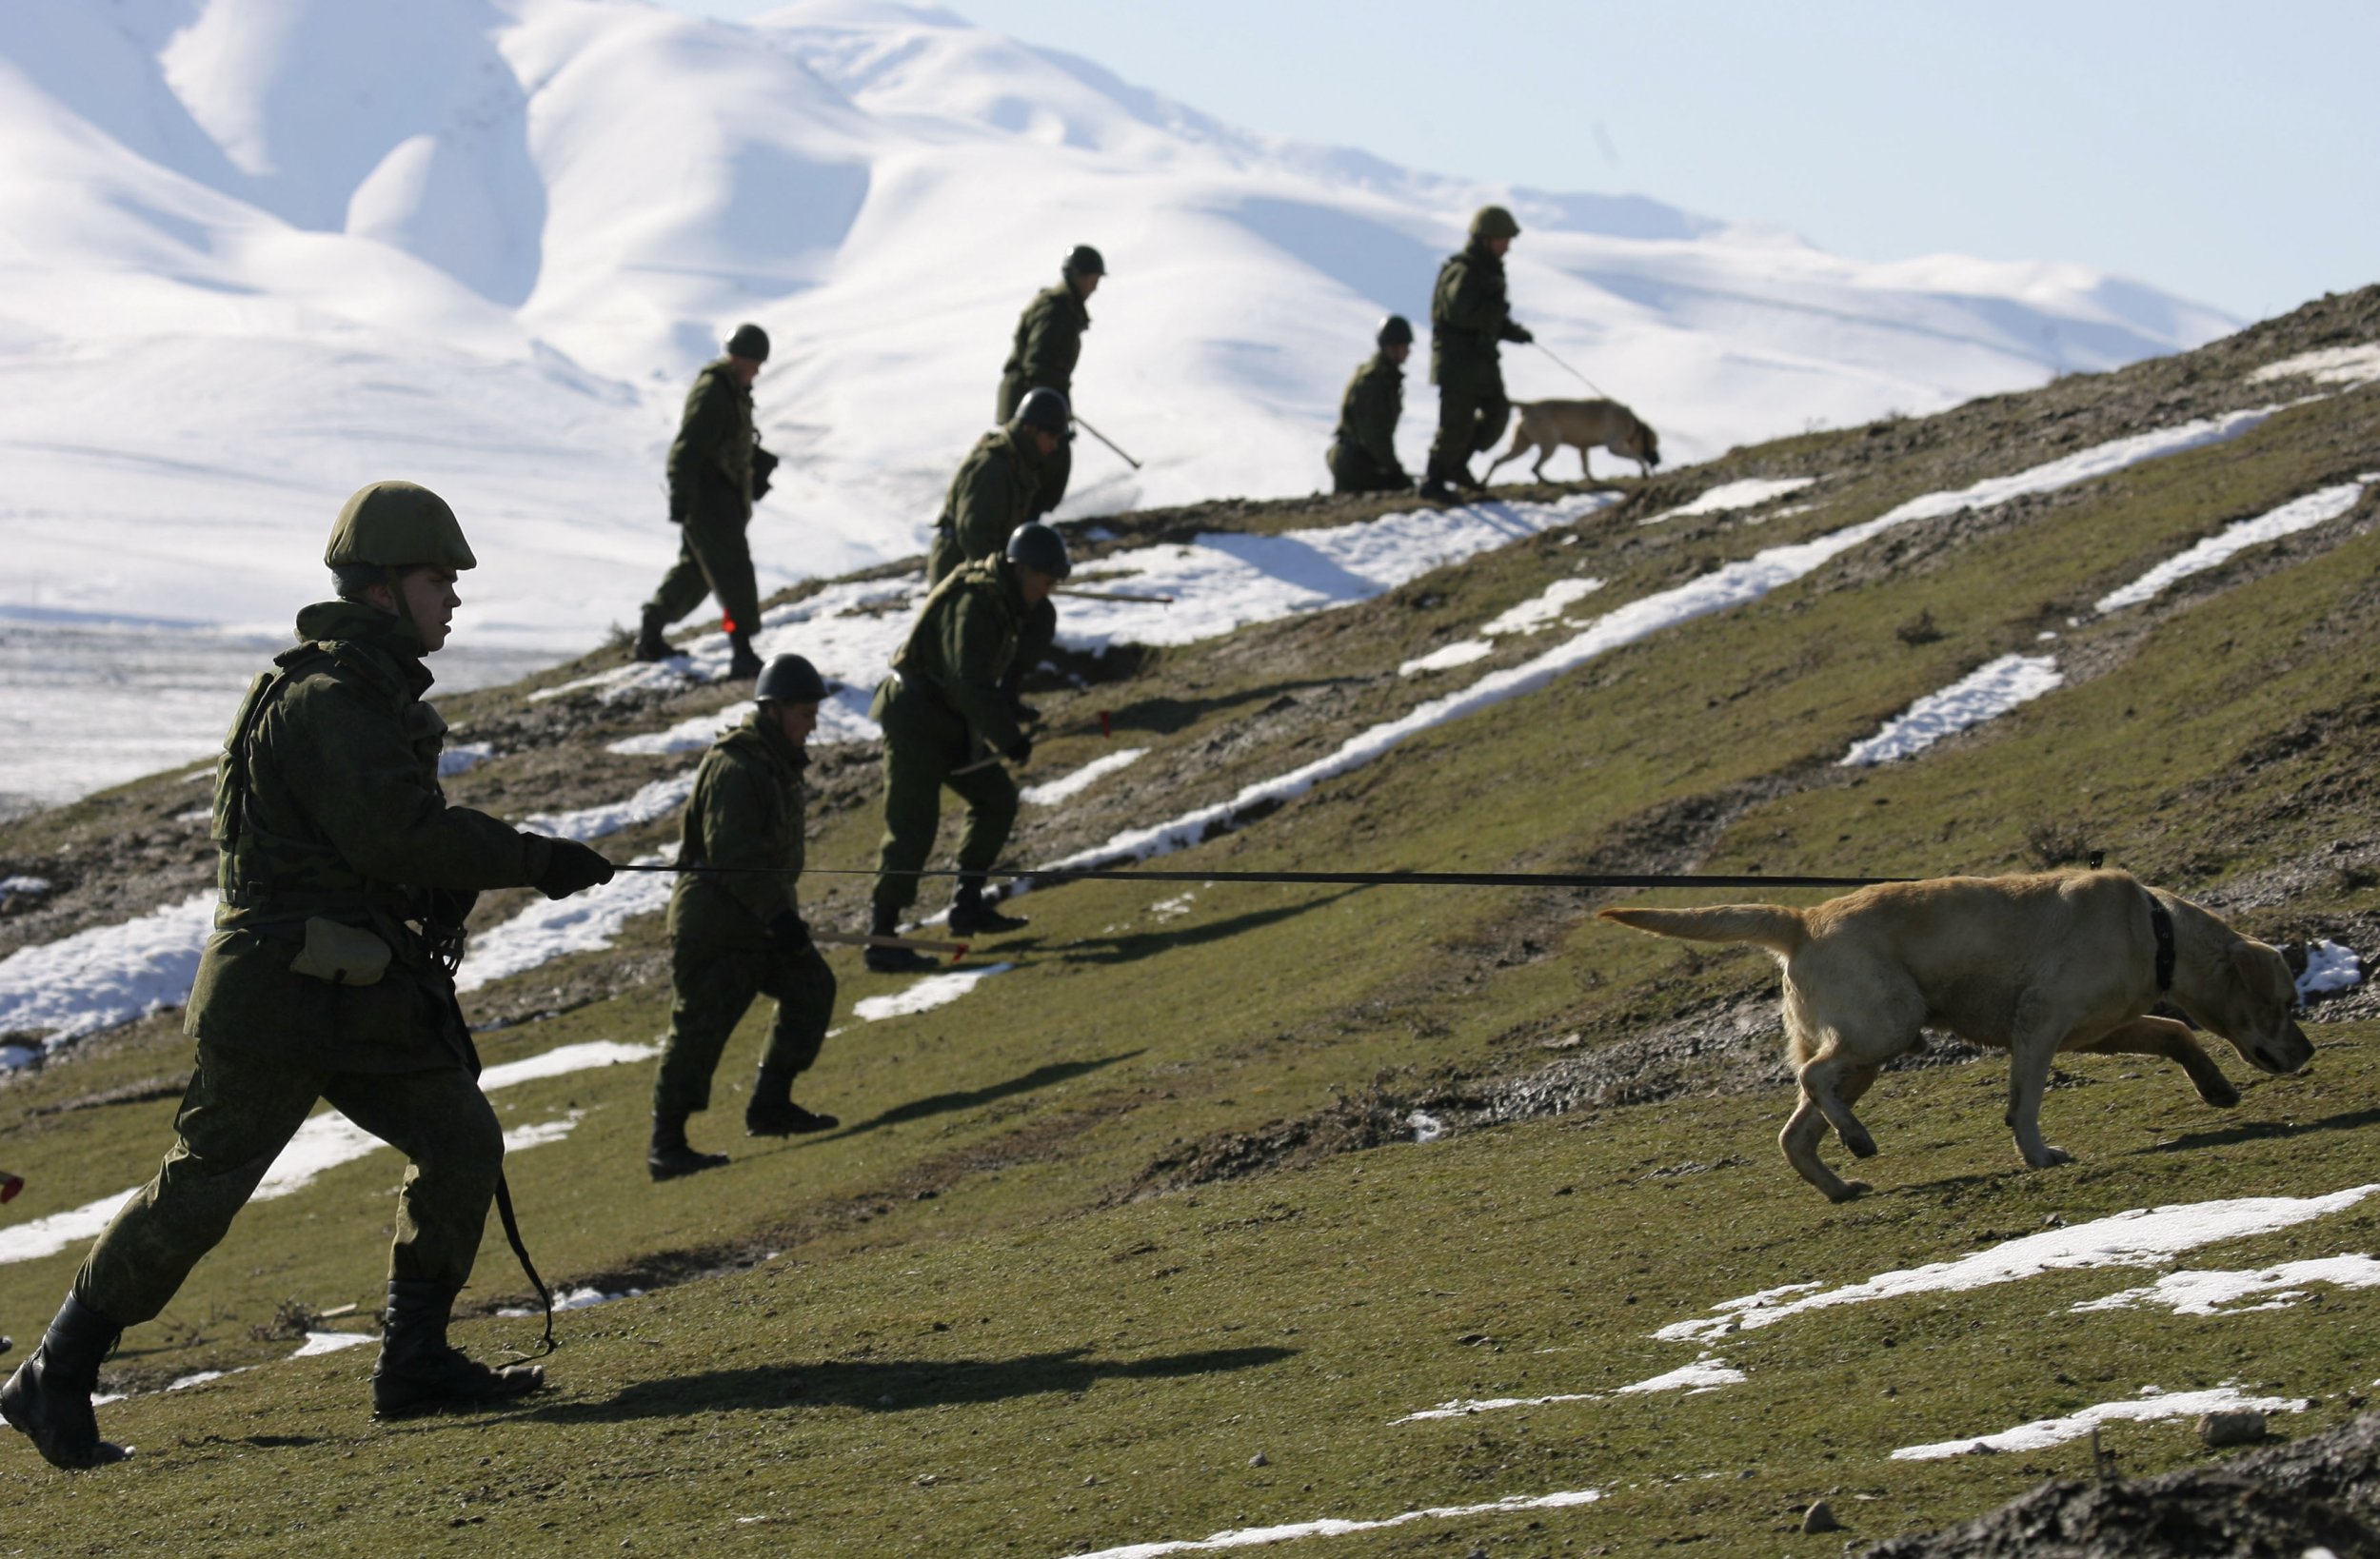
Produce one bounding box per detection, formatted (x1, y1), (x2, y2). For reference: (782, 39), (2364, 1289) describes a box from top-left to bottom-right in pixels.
(2148, 896), (2176, 994)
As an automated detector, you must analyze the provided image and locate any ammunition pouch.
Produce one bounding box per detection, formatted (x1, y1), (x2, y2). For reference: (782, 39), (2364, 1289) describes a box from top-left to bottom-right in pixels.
(289, 917), (392, 987)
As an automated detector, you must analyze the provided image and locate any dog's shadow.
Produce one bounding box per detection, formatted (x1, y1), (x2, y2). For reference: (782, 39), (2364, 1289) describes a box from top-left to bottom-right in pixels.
(2134, 1104), (2380, 1155)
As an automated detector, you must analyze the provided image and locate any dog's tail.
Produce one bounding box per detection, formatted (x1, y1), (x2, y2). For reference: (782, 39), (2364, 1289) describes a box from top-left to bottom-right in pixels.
(1597, 902), (1807, 956)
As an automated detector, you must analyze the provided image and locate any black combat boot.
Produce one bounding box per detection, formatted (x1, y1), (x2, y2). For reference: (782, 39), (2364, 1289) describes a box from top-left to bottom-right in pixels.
(725, 630), (764, 681)
(744, 1065), (840, 1136)
(863, 902), (936, 974)
(1450, 460), (1484, 494)
(0, 1292), (130, 1469)
(632, 607), (670, 662)
(947, 875), (1028, 936)
(370, 1279), (545, 1419)
(647, 1113), (730, 1181)
(1417, 461), (1454, 503)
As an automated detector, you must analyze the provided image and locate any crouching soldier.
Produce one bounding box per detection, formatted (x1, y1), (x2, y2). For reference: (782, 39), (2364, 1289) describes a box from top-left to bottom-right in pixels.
(864, 523), (1072, 973)
(1327, 315), (1415, 495)
(0, 482), (617, 1470)
(648, 654), (840, 1181)
(925, 386), (1071, 723)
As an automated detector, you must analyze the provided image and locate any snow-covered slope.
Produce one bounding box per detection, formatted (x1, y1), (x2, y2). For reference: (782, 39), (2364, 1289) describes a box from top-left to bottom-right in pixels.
(0, 0), (2232, 805)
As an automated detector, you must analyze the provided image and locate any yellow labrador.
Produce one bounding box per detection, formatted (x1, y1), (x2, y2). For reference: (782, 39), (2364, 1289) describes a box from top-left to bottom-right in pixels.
(1598, 870), (2313, 1202)
(1483, 398), (1661, 483)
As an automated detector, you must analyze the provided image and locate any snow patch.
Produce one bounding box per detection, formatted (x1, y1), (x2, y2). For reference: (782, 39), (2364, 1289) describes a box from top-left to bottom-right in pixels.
(1892, 1386), (2304, 1460)
(850, 963), (1013, 1022)
(1639, 477), (1816, 525)
(1478, 577), (1607, 637)
(0, 876), (51, 897)
(0, 892), (216, 1045)
(290, 1330), (378, 1358)
(2298, 939), (2364, 1000)
(1615, 1357), (1749, 1394)
(500, 1285), (642, 1317)
(2249, 344), (2380, 389)
(522, 772), (697, 842)
(1021, 748), (1149, 806)
(455, 854), (678, 993)
(1655, 1185), (2380, 1345)
(437, 741), (495, 779)
(2094, 482), (2366, 612)
(1059, 1488), (1604, 1559)
(1840, 654), (2063, 766)
(1393, 1355), (1744, 1424)
(2073, 1254), (2380, 1316)
(1398, 641), (1495, 678)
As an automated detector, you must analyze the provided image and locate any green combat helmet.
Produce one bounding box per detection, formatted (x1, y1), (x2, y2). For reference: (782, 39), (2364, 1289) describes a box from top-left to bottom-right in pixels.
(725, 322), (770, 362)
(754, 653), (828, 704)
(1377, 313), (1415, 347)
(1061, 244), (1106, 278)
(1014, 386), (1071, 435)
(1470, 204), (1521, 241)
(1005, 521), (1072, 581)
(324, 481), (476, 572)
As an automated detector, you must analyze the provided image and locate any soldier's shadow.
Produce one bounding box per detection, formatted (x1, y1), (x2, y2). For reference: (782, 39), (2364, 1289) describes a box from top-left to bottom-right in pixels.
(814, 1051), (1142, 1142)
(2132, 1104), (2380, 1154)
(518, 1343), (1296, 1424)
(1097, 677), (1362, 737)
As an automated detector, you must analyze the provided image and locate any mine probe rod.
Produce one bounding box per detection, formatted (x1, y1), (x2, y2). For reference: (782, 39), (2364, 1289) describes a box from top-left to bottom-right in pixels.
(1056, 586), (1175, 604)
(1073, 415), (1141, 470)
(1531, 341), (1615, 401)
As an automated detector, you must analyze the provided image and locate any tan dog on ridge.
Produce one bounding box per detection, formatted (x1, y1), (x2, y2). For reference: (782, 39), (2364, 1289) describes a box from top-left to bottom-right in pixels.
(1597, 870), (2313, 1202)
(1483, 398), (1661, 483)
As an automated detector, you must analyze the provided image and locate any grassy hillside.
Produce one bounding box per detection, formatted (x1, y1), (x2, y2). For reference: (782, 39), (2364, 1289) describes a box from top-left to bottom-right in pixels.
(1, 288), (2376, 1556)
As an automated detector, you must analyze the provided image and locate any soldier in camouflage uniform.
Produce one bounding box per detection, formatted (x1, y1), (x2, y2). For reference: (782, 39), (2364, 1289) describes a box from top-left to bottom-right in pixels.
(926, 386), (1071, 723)
(637, 322), (780, 680)
(0, 483), (616, 1470)
(863, 523), (1073, 975)
(1421, 207), (1534, 502)
(1327, 315), (1415, 495)
(648, 654), (840, 1181)
(996, 246), (1103, 521)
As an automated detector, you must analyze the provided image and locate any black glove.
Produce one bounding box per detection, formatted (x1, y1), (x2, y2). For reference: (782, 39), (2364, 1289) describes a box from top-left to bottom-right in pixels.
(751, 445), (780, 502)
(666, 484), (688, 525)
(767, 910), (810, 956)
(1005, 735), (1034, 766)
(534, 838), (615, 900)
(1506, 322), (1535, 345)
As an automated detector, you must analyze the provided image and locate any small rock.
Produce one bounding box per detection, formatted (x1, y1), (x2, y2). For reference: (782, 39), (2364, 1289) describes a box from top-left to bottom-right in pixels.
(1248, 1451), (1268, 1468)
(1801, 1499), (1842, 1534)
(1082, 1475), (1099, 1488)
(1457, 1332), (1489, 1346)
(913, 1473), (939, 1487)
(2199, 1409), (2266, 1447)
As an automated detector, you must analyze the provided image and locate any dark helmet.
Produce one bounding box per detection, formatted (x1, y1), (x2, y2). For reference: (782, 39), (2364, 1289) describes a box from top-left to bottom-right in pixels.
(1061, 244), (1106, 279)
(1004, 521), (1072, 581)
(725, 322), (771, 362)
(324, 481), (475, 571)
(1014, 386), (1072, 436)
(1376, 313), (1415, 348)
(755, 653), (828, 704)
(1470, 204), (1520, 241)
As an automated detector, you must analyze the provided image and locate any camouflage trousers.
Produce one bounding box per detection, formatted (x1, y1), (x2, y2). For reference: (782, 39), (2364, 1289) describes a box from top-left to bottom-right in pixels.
(1328, 441), (1411, 495)
(1427, 372), (1511, 484)
(653, 937), (837, 1116)
(869, 681), (1020, 914)
(646, 503), (762, 635)
(77, 1041), (502, 1323)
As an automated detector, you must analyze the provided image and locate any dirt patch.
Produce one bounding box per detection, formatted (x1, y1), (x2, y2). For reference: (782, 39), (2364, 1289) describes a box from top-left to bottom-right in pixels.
(1864, 1408), (2380, 1557)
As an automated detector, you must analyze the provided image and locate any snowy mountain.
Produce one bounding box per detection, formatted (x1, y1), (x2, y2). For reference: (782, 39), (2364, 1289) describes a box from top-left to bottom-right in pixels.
(0, 0), (2232, 805)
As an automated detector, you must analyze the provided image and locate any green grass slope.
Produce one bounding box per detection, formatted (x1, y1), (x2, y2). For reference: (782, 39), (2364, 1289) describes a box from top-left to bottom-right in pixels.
(1, 288), (2377, 1555)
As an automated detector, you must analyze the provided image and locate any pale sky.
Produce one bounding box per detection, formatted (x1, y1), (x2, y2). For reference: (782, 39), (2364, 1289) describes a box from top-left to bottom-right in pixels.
(661, 1), (2377, 324)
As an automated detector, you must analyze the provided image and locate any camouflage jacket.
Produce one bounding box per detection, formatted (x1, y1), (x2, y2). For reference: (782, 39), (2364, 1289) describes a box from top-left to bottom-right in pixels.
(886, 556), (1030, 757)
(667, 710), (807, 949)
(996, 283), (1090, 419)
(1332, 352), (1406, 475)
(933, 426), (1043, 579)
(186, 602), (555, 1072)
(1430, 242), (1527, 385)
(667, 359), (758, 525)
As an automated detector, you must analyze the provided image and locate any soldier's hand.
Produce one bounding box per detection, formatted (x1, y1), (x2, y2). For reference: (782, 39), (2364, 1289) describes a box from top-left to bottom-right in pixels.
(1507, 323), (1535, 345)
(534, 838), (616, 900)
(768, 911), (810, 956)
(1005, 735), (1034, 766)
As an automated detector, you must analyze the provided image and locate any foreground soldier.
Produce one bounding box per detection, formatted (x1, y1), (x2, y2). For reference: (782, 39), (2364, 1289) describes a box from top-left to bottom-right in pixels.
(1421, 206), (1534, 501)
(1327, 315), (1415, 494)
(926, 386), (1071, 722)
(0, 483), (615, 1469)
(996, 245), (1102, 520)
(637, 322), (780, 679)
(649, 654), (841, 1181)
(864, 524), (1072, 974)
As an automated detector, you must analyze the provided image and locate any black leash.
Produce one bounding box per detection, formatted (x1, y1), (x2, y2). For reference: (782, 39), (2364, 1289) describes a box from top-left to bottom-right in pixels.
(618, 862), (1908, 891)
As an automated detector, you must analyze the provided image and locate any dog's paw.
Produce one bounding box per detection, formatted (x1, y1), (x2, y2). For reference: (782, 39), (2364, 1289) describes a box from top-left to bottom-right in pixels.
(2023, 1144), (2073, 1169)
(2198, 1077), (2242, 1109)
(1826, 1179), (1872, 1203)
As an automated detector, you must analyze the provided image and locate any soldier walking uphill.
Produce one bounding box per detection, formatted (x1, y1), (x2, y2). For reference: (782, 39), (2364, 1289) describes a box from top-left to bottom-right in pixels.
(1421, 206), (1535, 502)
(648, 654), (841, 1181)
(0, 483), (616, 1470)
(863, 523), (1074, 975)
(1327, 315), (1416, 495)
(927, 385), (1073, 722)
(997, 245), (1103, 521)
(637, 322), (782, 680)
